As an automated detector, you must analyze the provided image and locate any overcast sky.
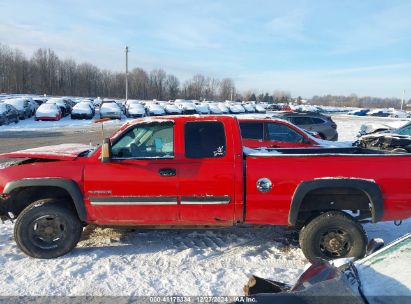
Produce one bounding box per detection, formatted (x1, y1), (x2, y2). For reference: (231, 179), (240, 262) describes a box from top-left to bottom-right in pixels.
(0, 0), (410, 98)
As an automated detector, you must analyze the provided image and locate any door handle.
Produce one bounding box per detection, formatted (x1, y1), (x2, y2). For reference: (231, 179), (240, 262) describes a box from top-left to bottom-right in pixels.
(159, 168), (176, 177)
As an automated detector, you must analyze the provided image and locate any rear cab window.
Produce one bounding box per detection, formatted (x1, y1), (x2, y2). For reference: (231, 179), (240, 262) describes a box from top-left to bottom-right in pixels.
(184, 121), (226, 158)
(239, 122), (264, 140)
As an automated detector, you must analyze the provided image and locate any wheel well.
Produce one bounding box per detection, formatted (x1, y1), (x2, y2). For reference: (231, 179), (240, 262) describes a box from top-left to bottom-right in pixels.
(295, 187), (373, 226)
(9, 186), (77, 217)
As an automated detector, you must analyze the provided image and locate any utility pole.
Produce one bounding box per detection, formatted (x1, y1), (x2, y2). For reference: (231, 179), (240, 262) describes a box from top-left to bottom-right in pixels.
(401, 89), (405, 110)
(125, 46), (129, 101)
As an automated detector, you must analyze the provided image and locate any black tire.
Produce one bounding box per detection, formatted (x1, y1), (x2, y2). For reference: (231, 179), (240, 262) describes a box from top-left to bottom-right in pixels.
(299, 211), (367, 264)
(14, 199), (82, 259)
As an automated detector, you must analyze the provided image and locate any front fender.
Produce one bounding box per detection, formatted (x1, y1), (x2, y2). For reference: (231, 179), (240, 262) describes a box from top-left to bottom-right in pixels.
(3, 178), (86, 222)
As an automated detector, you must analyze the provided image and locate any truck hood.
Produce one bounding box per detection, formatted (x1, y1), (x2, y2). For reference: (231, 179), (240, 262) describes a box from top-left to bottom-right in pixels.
(0, 143), (94, 161)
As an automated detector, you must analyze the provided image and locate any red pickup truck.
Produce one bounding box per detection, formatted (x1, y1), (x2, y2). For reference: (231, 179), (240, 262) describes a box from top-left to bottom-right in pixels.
(1, 115), (410, 262)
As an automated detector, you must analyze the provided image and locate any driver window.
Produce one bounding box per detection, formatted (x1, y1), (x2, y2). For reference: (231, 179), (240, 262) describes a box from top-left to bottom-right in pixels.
(266, 123), (304, 143)
(111, 122), (174, 159)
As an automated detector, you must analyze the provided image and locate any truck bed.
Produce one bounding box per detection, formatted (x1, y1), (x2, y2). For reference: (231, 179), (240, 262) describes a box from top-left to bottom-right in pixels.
(244, 146), (411, 225)
(245, 147), (405, 156)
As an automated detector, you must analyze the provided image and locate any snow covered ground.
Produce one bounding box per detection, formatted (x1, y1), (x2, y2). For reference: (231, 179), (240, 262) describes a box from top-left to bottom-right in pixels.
(0, 114), (410, 296)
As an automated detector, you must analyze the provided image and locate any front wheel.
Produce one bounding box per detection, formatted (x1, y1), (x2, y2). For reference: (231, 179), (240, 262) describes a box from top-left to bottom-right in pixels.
(14, 199), (83, 259)
(299, 211), (367, 264)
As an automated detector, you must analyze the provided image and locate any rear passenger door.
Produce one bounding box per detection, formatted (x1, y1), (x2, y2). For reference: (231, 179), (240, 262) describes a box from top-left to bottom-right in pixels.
(178, 121), (236, 225)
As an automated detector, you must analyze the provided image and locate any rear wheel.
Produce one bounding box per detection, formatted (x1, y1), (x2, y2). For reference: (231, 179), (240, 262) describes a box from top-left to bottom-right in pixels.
(299, 211), (367, 264)
(14, 199), (82, 259)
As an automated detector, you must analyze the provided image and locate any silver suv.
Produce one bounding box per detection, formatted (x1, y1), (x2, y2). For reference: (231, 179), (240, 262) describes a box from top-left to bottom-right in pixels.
(276, 112), (338, 141)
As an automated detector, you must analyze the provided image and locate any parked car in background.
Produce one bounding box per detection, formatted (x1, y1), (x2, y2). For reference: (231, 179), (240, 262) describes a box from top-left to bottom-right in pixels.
(71, 101), (95, 119)
(242, 233), (411, 304)
(207, 102), (224, 114)
(0, 103), (19, 125)
(33, 97), (47, 106)
(35, 103), (62, 121)
(145, 102), (166, 116)
(46, 98), (70, 117)
(3, 98), (32, 119)
(242, 103), (256, 113)
(239, 118), (322, 148)
(164, 103), (182, 115)
(359, 121), (411, 137)
(126, 102), (146, 118)
(388, 109), (411, 118)
(26, 97), (39, 115)
(357, 122), (411, 153)
(276, 112), (338, 141)
(367, 108), (390, 117)
(349, 108), (370, 116)
(255, 104), (266, 113)
(175, 99), (197, 114)
(99, 101), (122, 119)
(194, 102), (210, 114)
(228, 103), (246, 114)
(217, 103), (230, 114)
(114, 100), (126, 114)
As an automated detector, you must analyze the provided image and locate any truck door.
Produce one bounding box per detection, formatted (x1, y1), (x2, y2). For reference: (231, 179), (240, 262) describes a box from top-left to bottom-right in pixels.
(178, 120), (236, 225)
(84, 121), (179, 224)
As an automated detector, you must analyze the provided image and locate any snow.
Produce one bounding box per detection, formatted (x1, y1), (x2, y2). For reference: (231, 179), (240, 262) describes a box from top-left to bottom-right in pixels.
(356, 233), (411, 299)
(3, 98), (26, 111)
(35, 103), (60, 117)
(0, 113), (411, 297)
(0, 103), (8, 114)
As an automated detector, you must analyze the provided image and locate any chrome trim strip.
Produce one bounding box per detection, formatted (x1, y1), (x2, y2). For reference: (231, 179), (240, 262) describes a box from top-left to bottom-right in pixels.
(89, 196), (178, 206)
(180, 196), (231, 205)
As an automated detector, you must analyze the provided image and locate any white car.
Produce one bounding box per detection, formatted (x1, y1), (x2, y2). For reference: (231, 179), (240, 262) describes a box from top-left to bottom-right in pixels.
(164, 104), (182, 115)
(217, 103), (230, 114)
(388, 109), (410, 118)
(100, 102), (122, 119)
(255, 104), (266, 113)
(175, 100), (197, 114)
(228, 103), (246, 114)
(207, 102), (223, 114)
(145, 103), (166, 116)
(46, 98), (70, 116)
(243, 103), (256, 113)
(71, 101), (95, 119)
(126, 103), (146, 118)
(35, 103), (62, 121)
(194, 103), (210, 114)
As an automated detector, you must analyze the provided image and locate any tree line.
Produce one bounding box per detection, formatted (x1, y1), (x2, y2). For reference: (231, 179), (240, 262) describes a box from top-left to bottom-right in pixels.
(1, 43), (409, 108)
(0, 44), (236, 101)
(310, 94), (410, 109)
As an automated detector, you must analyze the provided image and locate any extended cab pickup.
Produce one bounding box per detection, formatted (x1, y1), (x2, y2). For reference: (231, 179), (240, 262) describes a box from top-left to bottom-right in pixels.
(1, 115), (411, 261)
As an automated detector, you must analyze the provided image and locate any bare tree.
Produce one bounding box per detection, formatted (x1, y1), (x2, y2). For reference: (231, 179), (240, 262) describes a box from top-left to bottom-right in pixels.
(165, 74), (179, 100)
(149, 69), (167, 100)
(219, 78), (235, 101)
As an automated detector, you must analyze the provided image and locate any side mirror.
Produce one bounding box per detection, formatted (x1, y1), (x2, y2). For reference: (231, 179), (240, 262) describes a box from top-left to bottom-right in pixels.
(101, 138), (112, 163)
